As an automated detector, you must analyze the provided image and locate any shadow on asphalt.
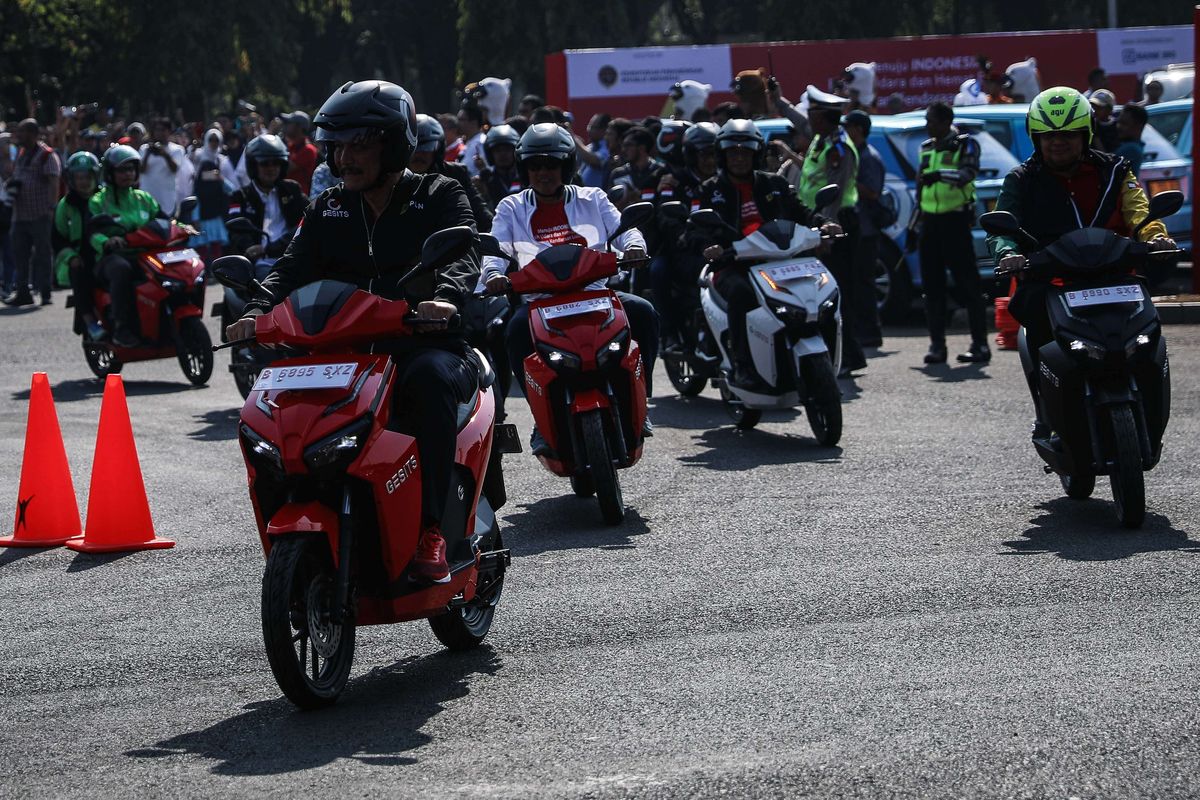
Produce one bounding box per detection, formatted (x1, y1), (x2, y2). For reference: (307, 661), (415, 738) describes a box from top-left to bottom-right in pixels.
(679, 427), (841, 470)
(502, 500), (650, 555)
(650, 395), (800, 431)
(910, 362), (993, 383)
(0, 547), (47, 567)
(10, 377), (194, 403)
(66, 550), (137, 572)
(124, 645), (501, 774)
(1000, 497), (1200, 561)
(189, 407), (242, 441)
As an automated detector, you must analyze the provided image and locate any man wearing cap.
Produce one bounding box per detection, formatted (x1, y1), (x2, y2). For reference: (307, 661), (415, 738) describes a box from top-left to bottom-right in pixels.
(913, 101), (988, 365)
(1089, 90), (1118, 152)
(282, 110), (319, 195)
(798, 85), (866, 376)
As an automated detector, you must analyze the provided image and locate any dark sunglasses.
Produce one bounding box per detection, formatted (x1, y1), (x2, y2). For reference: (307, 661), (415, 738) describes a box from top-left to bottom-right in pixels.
(524, 157), (562, 172)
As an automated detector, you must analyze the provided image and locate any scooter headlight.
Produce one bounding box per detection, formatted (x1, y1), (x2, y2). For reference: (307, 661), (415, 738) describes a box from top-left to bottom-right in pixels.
(239, 423), (284, 476)
(596, 328), (630, 369)
(536, 342), (582, 373)
(1067, 337), (1106, 361)
(304, 416), (372, 473)
(770, 301), (808, 325)
(818, 289), (840, 322)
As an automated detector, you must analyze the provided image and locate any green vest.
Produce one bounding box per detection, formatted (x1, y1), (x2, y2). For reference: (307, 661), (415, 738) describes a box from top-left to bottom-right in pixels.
(919, 143), (975, 214)
(798, 132), (858, 209)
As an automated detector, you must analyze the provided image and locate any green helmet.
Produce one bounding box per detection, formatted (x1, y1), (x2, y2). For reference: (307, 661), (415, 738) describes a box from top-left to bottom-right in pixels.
(1026, 86), (1094, 146)
(102, 144), (142, 185)
(66, 150), (101, 180)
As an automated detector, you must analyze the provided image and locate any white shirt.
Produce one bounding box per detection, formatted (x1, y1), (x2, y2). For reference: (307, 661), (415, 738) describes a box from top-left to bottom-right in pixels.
(482, 185), (646, 300)
(138, 141), (192, 216)
(253, 182), (287, 244)
(462, 133), (487, 177)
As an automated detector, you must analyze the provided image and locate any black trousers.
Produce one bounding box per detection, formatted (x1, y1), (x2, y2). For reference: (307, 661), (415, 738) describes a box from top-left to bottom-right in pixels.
(96, 254), (139, 336)
(919, 209), (987, 346)
(714, 267), (757, 369)
(388, 347), (478, 528)
(853, 233), (883, 343)
(69, 256), (96, 322)
(506, 291), (659, 396)
(826, 219), (866, 369)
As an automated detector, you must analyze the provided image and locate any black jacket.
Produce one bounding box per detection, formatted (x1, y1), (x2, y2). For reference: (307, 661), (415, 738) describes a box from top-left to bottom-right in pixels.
(692, 170), (824, 261)
(226, 179), (308, 257)
(434, 161), (493, 233)
(478, 165), (524, 211)
(247, 171), (480, 336)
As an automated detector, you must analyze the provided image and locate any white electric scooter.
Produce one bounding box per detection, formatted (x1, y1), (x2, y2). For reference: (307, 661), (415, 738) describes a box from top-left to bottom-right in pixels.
(689, 193), (844, 445)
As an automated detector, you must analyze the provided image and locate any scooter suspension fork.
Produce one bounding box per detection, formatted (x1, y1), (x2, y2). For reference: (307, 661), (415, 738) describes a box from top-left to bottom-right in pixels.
(333, 485), (354, 623)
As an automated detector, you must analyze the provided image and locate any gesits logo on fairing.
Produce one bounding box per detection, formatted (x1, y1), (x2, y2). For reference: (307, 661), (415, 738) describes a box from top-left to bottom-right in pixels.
(385, 455), (419, 494)
(322, 198), (351, 219)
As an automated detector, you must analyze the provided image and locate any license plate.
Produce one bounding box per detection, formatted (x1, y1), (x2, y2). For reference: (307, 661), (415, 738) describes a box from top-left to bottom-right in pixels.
(767, 261), (826, 281)
(159, 248), (200, 264)
(252, 363), (358, 392)
(1063, 285), (1144, 308)
(541, 296), (612, 320)
(1147, 179), (1181, 196)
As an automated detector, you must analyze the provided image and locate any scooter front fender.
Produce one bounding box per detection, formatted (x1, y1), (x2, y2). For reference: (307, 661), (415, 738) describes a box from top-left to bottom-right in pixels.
(264, 501), (339, 564)
(792, 335), (829, 359)
(174, 303), (203, 321)
(570, 387), (610, 415)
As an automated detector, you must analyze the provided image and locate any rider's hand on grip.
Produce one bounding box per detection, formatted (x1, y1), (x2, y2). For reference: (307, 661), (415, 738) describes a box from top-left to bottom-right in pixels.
(225, 316), (258, 343)
(703, 244), (725, 262)
(413, 300), (458, 331)
(484, 275), (511, 296)
(996, 253), (1028, 275)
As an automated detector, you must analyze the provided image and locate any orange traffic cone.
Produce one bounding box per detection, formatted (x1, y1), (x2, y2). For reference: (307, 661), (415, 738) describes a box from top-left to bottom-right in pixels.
(0, 373), (82, 547)
(994, 277), (1019, 351)
(66, 375), (173, 553)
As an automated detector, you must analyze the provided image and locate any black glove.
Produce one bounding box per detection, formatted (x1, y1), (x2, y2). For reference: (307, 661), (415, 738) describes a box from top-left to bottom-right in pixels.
(919, 171), (941, 186)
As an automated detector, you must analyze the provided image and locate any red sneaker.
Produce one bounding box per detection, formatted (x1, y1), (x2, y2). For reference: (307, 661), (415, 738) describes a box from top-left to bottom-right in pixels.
(413, 526), (451, 583)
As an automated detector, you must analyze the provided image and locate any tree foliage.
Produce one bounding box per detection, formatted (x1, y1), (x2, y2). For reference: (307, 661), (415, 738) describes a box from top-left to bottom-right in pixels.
(0, 0), (1189, 122)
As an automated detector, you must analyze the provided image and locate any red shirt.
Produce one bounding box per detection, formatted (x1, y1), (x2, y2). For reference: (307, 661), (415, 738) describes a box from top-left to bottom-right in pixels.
(1052, 161), (1128, 235)
(734, 179), (762, 235)
(287, 139), (320, 196)
(531, 201), (587, 246)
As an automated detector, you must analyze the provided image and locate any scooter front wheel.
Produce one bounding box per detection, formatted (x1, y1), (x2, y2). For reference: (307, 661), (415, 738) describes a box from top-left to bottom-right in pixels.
(802, 355), (842, 447)
(177, 317), (214, 386)
(580, 409), (624, 524)
(83, 340), (123, 379)
(1108, 405), (1146, 528)
(261, 534), (356, 710)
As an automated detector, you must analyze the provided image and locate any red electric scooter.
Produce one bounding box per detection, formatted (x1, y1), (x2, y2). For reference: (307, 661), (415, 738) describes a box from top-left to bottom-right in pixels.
(212, 227), (518, 710)
(82, 199), (213, 384)
(482, 202), (654, 525)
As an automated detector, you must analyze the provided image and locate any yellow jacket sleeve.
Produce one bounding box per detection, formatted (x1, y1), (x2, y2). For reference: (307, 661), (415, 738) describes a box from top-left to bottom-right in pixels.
(1120, 175), (1169, 242)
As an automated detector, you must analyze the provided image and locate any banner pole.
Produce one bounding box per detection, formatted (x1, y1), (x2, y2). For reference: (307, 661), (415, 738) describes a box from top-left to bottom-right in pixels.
(1194, 7), (1199, 291)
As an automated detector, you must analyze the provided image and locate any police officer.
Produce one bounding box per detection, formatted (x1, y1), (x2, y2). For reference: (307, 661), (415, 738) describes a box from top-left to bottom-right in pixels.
(797, 85), (866, 376)
(224, 80), (480, 584)
(914, 101), (989, 364)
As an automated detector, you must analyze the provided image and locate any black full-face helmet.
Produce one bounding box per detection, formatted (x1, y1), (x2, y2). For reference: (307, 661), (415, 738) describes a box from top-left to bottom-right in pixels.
(414, 113), (446, 162)
(516, 123), (576, 184)
(313, 80), (418, 177)
(243, 134), (289, 184)
(715, 118), (765, 171)
(683, 121), (719, 169)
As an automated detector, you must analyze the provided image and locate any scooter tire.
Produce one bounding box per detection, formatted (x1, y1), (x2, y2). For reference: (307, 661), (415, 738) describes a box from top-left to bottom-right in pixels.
(803, 355), (843, 447)
(718, 383), (762, 430)
(570, 473), (595, 497)
(84, 341), (123, 379)
(1060, 472), (1095, 500)
(664, 355), (706, 397)
(261, 534), (355, 710)
(177, 317), (214, 386)
(1108, 405), (1146, 528)
(429, 532), (505, 650)
(581, 409), (624, 525)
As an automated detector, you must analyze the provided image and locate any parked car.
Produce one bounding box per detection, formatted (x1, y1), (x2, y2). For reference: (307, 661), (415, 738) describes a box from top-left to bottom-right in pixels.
(1143, 63), (1193, 103)
(902, 104), (1192, 256)
(757, 116), (1018, 322)
(1146, 98), (1191, 158)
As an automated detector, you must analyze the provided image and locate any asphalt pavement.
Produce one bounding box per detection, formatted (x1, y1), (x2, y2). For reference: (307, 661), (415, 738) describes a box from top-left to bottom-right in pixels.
(1, 297), (1198, 799)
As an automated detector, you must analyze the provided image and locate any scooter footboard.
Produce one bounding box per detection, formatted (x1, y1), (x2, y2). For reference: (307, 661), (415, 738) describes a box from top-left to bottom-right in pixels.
(1038, 341), (1092, 473)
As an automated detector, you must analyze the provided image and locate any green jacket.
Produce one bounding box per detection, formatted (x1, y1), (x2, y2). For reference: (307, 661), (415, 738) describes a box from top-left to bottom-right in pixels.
(88, 186), (162, 254)
(53, 192), (93, 284)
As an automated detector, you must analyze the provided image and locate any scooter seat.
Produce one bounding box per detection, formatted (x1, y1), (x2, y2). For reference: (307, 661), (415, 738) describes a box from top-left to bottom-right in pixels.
(473, 347), (495, 388)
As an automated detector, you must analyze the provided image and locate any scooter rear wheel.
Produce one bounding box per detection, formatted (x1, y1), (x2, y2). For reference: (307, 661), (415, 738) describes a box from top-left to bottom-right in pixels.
(665, 355), (706, 397)
(581, 409), (624, 524)
(429, 532), (505, 650)
(1060, 472), (1096, 500)
(718, 383), (762, 430)
(84, 341), (123, 379)
(1108, 405), (1146, 528)
(262, 534), (356, 710)
(177, 317), (214, 386)
(802, 355), (843, 447)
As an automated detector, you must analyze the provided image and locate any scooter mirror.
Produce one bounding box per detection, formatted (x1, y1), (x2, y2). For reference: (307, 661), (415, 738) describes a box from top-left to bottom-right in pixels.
(814, 184), (840, 210)
(978, 210), (1022, 238)
(605, 201), (655, 247)
(226, 216), (262, 236)
(658, 201), (689, 225)
(178, 196), (198, 220)
(478, 233), (506, 259)
(86, 213), (117, 233)
(212, 255), (252, 291)
(419, 226), (476, 273)
(1144, 190), (1184, 226)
